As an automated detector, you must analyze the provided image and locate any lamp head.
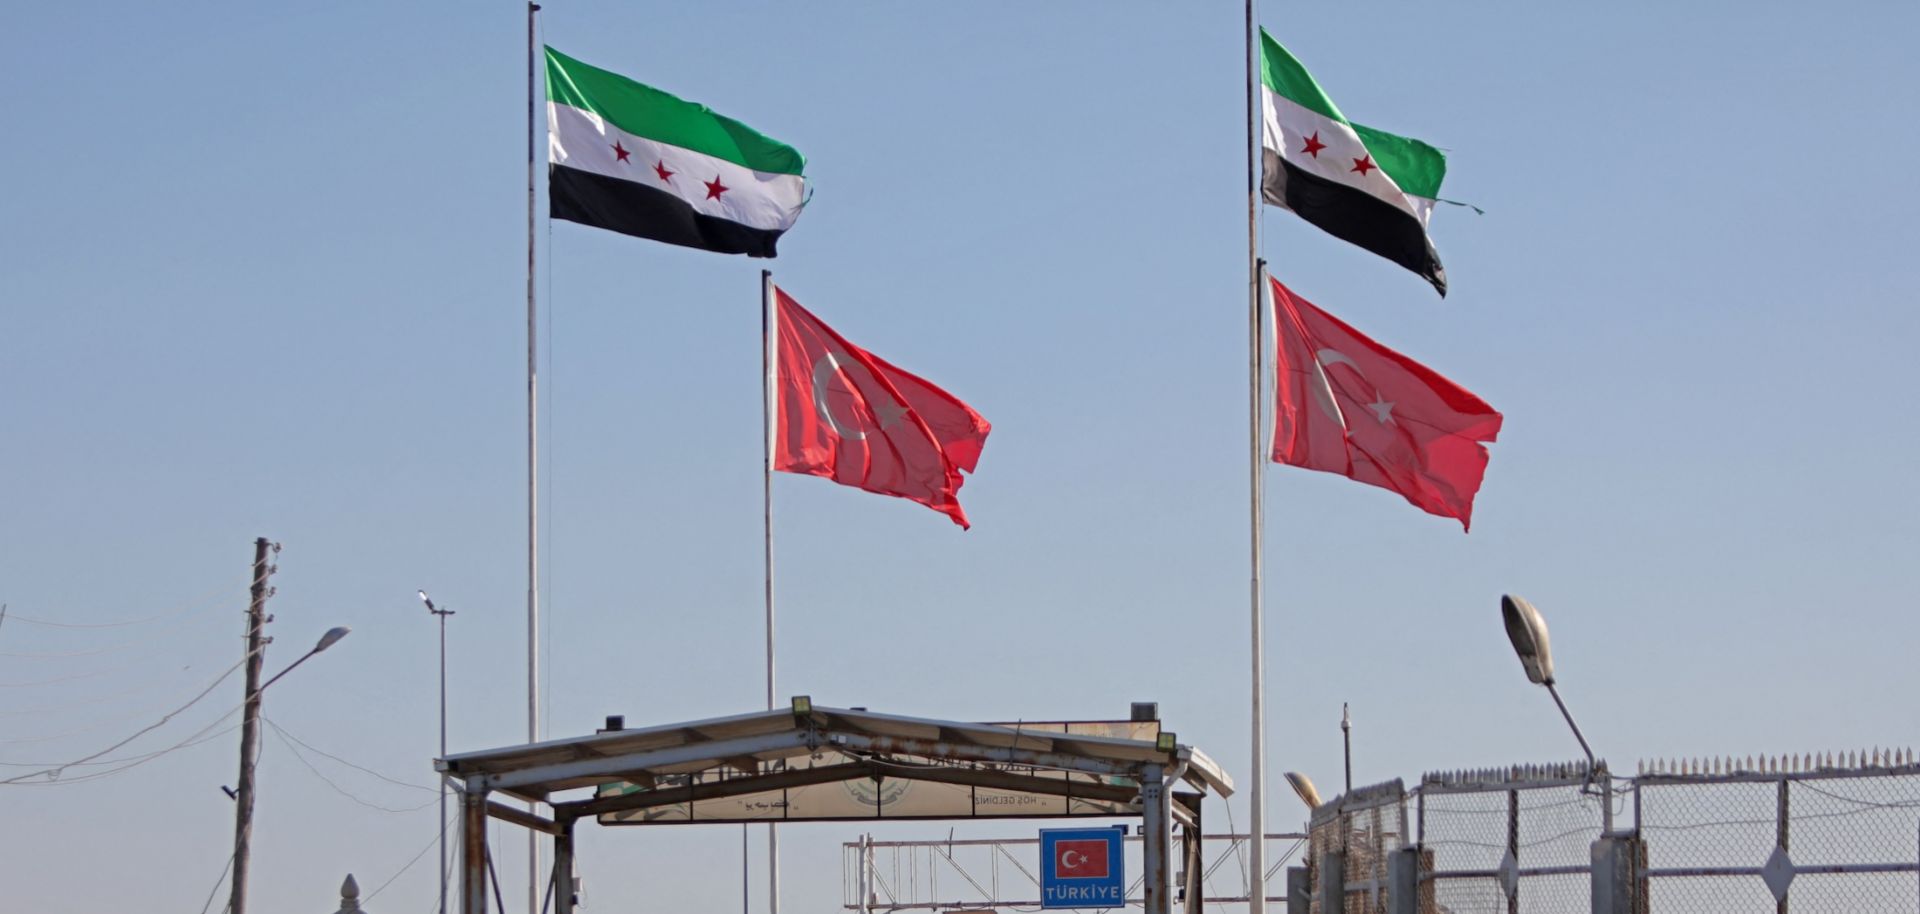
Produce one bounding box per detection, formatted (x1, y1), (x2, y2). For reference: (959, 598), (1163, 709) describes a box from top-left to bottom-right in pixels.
(417, 590), (435, 611)
(315, 626), (351, 653)
(1284, 771), (1322, 809)
(1500, 594), (1555, 686)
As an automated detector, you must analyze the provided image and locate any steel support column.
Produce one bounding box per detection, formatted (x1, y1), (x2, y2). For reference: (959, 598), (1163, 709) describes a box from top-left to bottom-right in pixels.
(553, 818), (576, 914)
(1319, 851), (1346, 914)
(1591, 833), (1642, 914)
(1142, 764), (1171, 914)
(1181, 807), (1204, 914)
(1287, 866), (1312, 913)
(1388, 848), (1418, 914)
(462, 786), (491, 914)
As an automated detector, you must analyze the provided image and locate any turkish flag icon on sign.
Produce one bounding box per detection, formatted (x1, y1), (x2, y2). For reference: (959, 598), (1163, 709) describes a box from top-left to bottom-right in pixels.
(1055, 839), (1110, 879)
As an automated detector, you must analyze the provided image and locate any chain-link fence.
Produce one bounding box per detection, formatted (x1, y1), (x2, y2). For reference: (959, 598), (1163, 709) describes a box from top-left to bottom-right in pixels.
(1307, 779), (1408, 914)
(1291, 752), (1919, 912)
(1417, 763), (1611, 914)
(1637, 754), (1920, 911)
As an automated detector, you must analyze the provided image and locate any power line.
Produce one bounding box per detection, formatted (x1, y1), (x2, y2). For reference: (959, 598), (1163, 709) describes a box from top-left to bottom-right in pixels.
(265, 721), (438, 814)
(263, 717), (438, 794)
(0, 567), (273, 631)
(0, 647), (255, 783)
(198, 854), (237, 914)
(0, 709), (240, 769)
(361, 810), (458, 904)
(0, 668), (114, 688)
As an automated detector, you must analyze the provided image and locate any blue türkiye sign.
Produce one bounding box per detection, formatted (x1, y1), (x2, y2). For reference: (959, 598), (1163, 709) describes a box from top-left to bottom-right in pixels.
(1039, 827), (1125, 909)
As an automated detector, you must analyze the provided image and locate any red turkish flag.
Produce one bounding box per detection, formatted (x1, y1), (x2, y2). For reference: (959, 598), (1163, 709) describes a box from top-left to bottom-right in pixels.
(1055, 839), (1110, 879)
(772, 285), (991, 528)
(1269, 276), (1502, 530)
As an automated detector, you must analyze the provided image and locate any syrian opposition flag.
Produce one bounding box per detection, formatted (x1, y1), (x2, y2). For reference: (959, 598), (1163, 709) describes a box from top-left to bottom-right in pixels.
(546, 47), (806, 257)
(1269, 275), (1501, 529)
(772, 285), (991, 528)
(1260, 30), (1450, 295)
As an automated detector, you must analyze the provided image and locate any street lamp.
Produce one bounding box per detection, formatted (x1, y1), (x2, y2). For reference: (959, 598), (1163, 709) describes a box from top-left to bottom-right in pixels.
(231, 625), (350, 914)
(258, 627), (351, 692)
(1283, 771), (1322, 809)
(1499, 594), (1596, 783)
(418, 590), (455, 914)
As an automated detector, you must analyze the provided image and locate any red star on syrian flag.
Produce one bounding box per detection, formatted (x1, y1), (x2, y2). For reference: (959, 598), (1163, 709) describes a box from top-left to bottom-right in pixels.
(1300, 132), (1327, 158)
(653, 161), (674, 183)
(1350, 155), (1376, 176)
(611, 141), (631, 164)
(704, 176), (729, 200)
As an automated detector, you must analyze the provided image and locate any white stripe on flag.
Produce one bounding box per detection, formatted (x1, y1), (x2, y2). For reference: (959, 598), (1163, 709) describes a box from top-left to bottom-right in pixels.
(1262, 88), (1430, 226)
(548, 102), (805, 233)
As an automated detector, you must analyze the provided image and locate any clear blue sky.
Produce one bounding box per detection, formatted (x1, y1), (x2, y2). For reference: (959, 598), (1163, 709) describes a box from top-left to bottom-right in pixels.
(3, 1), (1917, 912)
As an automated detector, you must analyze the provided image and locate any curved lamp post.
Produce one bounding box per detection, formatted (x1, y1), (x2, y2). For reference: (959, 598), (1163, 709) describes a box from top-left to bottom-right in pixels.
(231, 625), (350, 914)
(1500, 594), (1596, 783)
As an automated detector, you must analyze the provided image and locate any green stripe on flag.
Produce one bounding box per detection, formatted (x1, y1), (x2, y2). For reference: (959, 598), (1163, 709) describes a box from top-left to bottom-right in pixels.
(1352, 125), (1445, 200)
(1260, 29), (1447, 200)
(1259, 29), (1345, 122)
(544, 46), (805, 176)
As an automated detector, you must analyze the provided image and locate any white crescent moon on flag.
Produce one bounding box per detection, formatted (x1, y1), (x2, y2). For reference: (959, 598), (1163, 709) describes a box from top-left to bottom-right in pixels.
(1062, 850), (1084, 870)
(811, 352), (868, 440)
(1311, 348), (1355, 428)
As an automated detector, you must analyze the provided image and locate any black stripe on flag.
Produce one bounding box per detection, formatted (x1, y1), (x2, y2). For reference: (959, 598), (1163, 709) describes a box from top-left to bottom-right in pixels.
(1263, 151), (1446, 296)
(549, 165), (785, 258)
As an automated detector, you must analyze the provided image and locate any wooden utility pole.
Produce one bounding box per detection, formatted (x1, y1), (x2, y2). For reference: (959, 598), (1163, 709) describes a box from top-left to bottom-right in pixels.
(229, 537), (276, 914)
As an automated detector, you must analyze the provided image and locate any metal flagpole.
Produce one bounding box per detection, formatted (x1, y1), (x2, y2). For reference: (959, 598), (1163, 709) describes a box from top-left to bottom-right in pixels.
(1244, 0), (1268, 910)
(761, 268), (781, 914)
(526, 4), (544, 912)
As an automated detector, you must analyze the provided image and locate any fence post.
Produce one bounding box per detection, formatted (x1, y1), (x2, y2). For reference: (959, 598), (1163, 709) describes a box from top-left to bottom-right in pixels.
(1777, 778), (1790, 914)
(1506, 789), (1520, 914)
(1591, 833), (1643, 914)
(1318, 851), (1345, 914)
(1387, 848), (1418, 914)
(1287, 866), (1312, 913)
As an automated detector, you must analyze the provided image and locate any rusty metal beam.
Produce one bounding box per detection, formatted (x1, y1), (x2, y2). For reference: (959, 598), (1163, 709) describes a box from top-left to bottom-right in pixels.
(869, 761), (1142, 806)
(486, 799), (561, 835)
(835, 733), (1148, 779)
(558, 762), (875, 819)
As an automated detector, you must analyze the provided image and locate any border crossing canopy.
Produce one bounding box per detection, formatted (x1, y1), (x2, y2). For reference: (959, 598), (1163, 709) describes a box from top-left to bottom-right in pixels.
(437, 699), (1233, 914)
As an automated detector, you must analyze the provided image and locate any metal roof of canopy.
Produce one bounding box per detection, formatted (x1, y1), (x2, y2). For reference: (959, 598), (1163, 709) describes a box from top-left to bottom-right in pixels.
(436, 702), (1233, 809)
